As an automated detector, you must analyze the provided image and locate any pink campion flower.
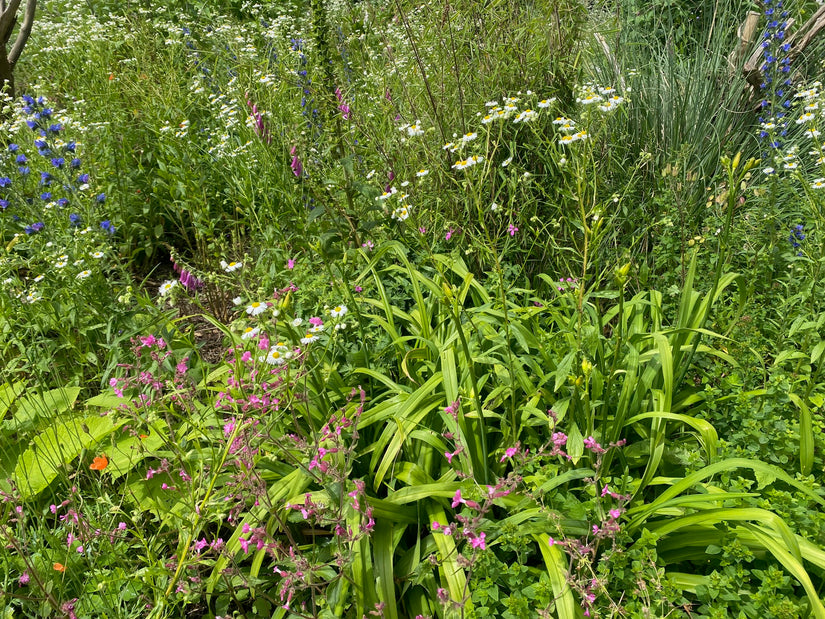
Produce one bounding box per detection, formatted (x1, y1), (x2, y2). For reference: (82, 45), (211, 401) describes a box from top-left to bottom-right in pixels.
(445, 228), (453, 241)
(500, 444), (519, 462)
(548, 536), (556, 546)
(432, 521), (441, 529)
(19, 571), (29, 585)
(240, 351), (252, 363)
(451, 489), (463, 508)
(601, 484), (611, 497)
(508, 223), (518, 236)
(609, 508), (622, 520)
(258, 336), (270, 351)
(287, 258), (295, 269)
(470, 531), (486, 550)
(445, 450), (457, 463)
(309, 317), (323, 327)
(584, 436), (606, 454)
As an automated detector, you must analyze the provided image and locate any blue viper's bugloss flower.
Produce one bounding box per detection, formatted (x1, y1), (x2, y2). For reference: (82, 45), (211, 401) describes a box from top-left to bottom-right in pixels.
(0, 177), (11, 187)
(40, 192), (51, 200)
(70, 158), (81, 169)
(16, 154), (26, 164)
(21, 94), (33, 105)
(34, 139), (47, 149)
(0, 199), (8, 209)
(65, 141), (76, 152)
(18, 166), (29, 175)
(77, 173), (89, 184)
(40, 172), (52, 185)
(8, 143), (18, 152)
(96, 193), (106, 203)
(57, 198), (69, 207)
(69, 213), (81, 226)
(48, 123), (62, 134)
(24, 222), (44, 234)
(100, 220), (115, 234)
(51, 157), (65, 168)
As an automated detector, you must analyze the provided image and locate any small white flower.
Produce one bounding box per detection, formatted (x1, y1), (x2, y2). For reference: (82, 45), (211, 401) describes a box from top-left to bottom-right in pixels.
(366, 169), (376, 179)
(241, 326), (261, 340)
(491, 202), (500, 211)
(796, 112), (816, 124)
(330, 305), (348, 318)
(233, 296), (243, 305)
(460, 132), (477, 143)
(221, 260), (243, 272)
(159, 280), (177, 296)
(292, 317), (303, 327)
(246, 302), (267, 316)
(300, 332), (319, 345)
(55, 260), (67, 269)
(33, 274), (44, 283)
(812, 178), (825, 189)
(763, 167), (775, 175)
(272, 308), (280, 318)
(416, 169), (429, 177)
(537, 98), (555, 108)
(501, 156), (513, 167)
(334, 322), (347, 330)
(92, 251), (104, 259)
(77, 270), (92, 280)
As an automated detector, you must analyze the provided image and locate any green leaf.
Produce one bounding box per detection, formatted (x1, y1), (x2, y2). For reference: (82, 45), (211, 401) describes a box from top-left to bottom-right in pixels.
(14, 415), (125, 499)
(534, 534), (577, 619)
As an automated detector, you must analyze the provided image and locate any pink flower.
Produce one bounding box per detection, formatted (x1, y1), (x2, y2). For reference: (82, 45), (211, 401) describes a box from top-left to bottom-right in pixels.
(287, 259), (295, 270)
(241, 351), (252, 363)
(432, 521), (441, 529)
(470, 531), (486, 550)
(548, 536), (556, 546)
(609, 508), (622, 519)
(451, 490), (463, 508)
(291, 156), (303, 177)
(508, 223), (518, 236)
(445, 228), (453, 241)
(445, 450), (456, 463)
(500, 445), (518, 462)
(418, 227), (426, 234)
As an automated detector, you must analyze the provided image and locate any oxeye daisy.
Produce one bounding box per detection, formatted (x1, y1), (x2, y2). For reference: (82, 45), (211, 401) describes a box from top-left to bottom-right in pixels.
(241, 326), (261, 340)
(221, 260), (243, 272)
(330, 305), (348, 318)
(92, 251), (104, 259)
(300, 332), (319, 345)
(33, 274), (44, 283)
(159, 280), (177, 296)
(77, 270), (91, 279)
(461, 132), (477, 143)
(501, 156), (513, 167)
(416, 169), (429, 177)
(246, 302), (267, 316)
(812, 178), (825, 189)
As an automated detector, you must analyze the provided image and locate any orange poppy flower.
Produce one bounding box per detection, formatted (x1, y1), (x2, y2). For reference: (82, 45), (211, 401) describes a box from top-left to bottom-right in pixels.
(53, 562), (66, 572)
(90, 454), (109, 471)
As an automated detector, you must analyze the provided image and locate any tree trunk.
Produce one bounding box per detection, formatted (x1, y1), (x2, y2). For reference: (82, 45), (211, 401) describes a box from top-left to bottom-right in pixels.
(0, 52), (13, 99)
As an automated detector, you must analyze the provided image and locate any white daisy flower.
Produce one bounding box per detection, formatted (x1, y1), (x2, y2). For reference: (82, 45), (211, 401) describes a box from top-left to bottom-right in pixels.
(292, 317), (303, 327)
(416, 169), (429, 177)
(300, 332), (319, 345)
(246, 302), (267, 316)
(77, 270), (92, 279)
(330, 305), (348, 318)
(241, 326), (261, 340)
(221, 260), (243, 272)
(92, 251), (104, 259)
(159, 280), (177, 296)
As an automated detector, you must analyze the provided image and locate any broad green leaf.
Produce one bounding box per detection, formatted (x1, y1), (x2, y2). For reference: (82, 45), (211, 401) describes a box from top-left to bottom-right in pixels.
(534, 534), (577, 619)
(14, 415), (124, 499)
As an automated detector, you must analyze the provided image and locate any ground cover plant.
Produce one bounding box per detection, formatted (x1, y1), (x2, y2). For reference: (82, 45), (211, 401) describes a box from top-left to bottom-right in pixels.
(1, 0), (825, 617)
